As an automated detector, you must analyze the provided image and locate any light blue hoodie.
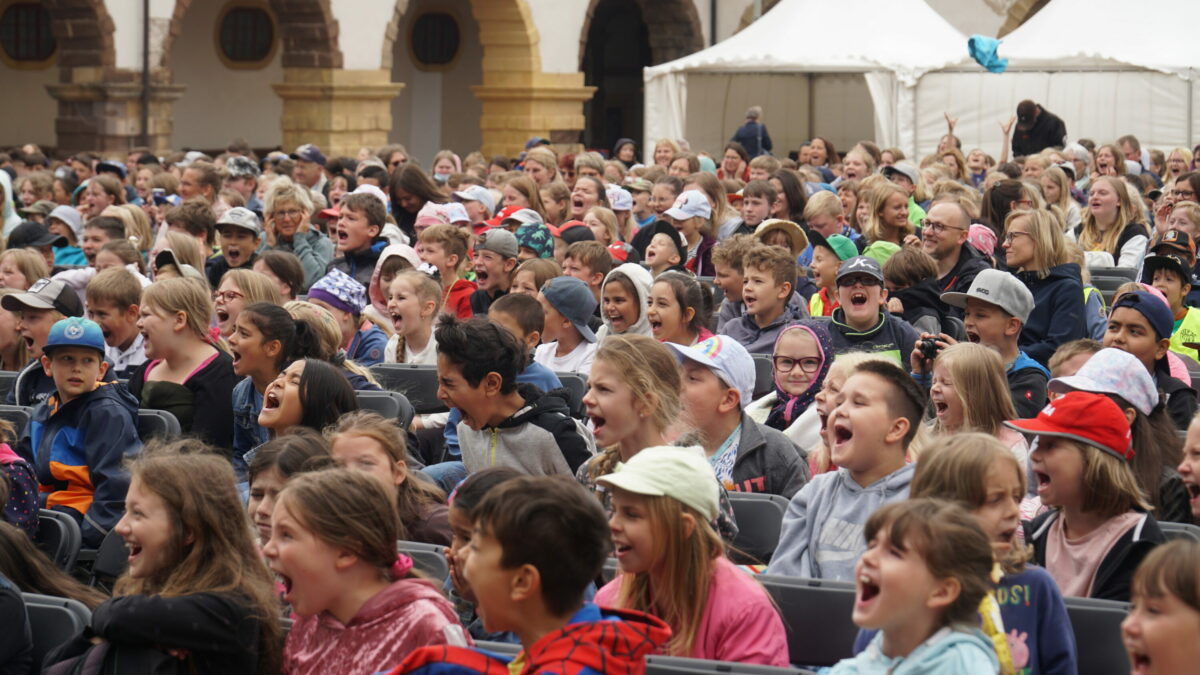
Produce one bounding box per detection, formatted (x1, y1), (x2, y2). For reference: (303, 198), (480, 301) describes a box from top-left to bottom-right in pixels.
(766, 463), (913, 581)
(829, 626), (999, 674)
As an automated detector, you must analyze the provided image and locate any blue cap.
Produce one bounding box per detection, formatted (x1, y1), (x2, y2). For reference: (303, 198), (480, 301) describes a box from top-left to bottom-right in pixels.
(1112, 290), (1173, 341)
(43, 317), (106, 356)
(540, 275), (598, 343)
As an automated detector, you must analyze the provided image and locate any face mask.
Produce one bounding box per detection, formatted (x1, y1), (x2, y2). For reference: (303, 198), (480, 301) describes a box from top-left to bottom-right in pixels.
(434, 172), (451, 184)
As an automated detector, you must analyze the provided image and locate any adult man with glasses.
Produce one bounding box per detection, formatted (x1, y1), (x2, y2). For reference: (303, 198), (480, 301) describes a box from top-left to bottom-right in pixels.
(919, 200), (991, 308)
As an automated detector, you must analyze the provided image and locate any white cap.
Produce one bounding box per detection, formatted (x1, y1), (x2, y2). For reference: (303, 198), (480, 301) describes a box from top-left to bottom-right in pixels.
(606, 184), (633, 211)
(596, 446), (719, 520)
(454, 185), (496, 215)
(665, 190), (712, 221)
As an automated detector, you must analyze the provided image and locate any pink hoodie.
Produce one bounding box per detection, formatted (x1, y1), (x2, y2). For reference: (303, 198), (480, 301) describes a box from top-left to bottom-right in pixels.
(282, 577), (469, 675)
(596, 556), (789, 666)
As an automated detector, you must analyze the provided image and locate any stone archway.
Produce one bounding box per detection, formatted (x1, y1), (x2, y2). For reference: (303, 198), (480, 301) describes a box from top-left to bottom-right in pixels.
(382, 0), (594, 158)
(578, 0), (704, 68)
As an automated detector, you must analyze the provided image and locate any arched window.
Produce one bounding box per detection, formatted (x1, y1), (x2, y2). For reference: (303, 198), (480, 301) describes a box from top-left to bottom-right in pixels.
(0, 2), (56, 66)
(216, 3), (276, 69)
(411, 12), (459, 68)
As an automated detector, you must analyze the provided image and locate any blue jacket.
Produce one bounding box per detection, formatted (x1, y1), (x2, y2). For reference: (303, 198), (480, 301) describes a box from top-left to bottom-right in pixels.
(1017, 263), (1087, 366)
(731, 121), (773, 158)
(19, 382), (142, 547)
(833, 626), (998, 674)
(349, 325), (388, 366)
(231, 377), (267, 482)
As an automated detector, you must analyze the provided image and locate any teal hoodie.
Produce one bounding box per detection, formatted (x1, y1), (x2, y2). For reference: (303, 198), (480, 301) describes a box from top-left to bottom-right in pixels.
(829, 626), (998, 674)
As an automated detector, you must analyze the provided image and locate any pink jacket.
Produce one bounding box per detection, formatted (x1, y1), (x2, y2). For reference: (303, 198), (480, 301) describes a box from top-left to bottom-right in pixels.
(283, 577), (469, 675)
(596, 556), (789, 665)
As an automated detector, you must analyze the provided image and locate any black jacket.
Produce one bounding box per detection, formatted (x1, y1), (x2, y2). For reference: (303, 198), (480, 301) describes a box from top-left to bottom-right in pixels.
(892, 278), (948, 336)
(129, 352), (237, 450)
(1008, 354), (1049, 419)
(936, 242), (992, 316)
(326, 240), (385, 289)
(731, 121), (773, 158)
(205, 252), (258, 289)
(1012, 106), (1068, 156)
(469, 287), (508, 316)
(46, 592), (266, 674)
(1155, 369), (1198, 430)
(1157, 466), (1194, 525)
(1026, 510), (1164, 602)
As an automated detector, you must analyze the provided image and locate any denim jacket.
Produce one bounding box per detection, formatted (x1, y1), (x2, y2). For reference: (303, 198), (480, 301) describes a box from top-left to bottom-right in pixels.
(231, 377), (267, 483)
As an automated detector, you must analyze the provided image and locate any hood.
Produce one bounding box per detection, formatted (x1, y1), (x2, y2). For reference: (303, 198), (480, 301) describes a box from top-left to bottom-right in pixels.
(598, 263), (653, 338)
(368, 243), (423, 315)
(893, 278), (943, 314)
(40, 379), (140, 423)
(0, 171), (19, 236)
(843, 461), (914, 495)
(324, 576), (454, 630)
(1020, 262), (1081, 285)
(1010, 351), (1050, 379)
(524, 603), (671, 674)
(499, 384), (572, 428)
(860, 626), (999, 674)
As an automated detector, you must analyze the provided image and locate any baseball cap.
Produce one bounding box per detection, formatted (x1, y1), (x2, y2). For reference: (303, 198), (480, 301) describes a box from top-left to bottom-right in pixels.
(540, 275), (598, 342)
(1140, 254), (1190, 286)
(551, 221), (595, 245)
(754, 219), (809, 255)
(484, 204), (524, 228)
(596, 446), (720, 520)
(43, 317), (105, 357)
(809, 231), (857, 262)
(1054, 162), (1076, 181)
(1111, 290), (1173, 341)
(225, 156), (261, 179)
(624, 177), (653, 193)
(967, 223), (998, 256)
(350, 184), (390, 214)
(1004, 391), (1134, 462)
(1016, 100), (1038, 130)
(415, 202), (451, 229)
(453, 185), (495, 215)
(443, 202), (470, 225)
(862, 240), (900, 266)
(153, 249), (205, 282)
(216, 206), (262, 237)
(502, 208), (543, 228)
(664, 190), (712, 221)
(1048, 348), (1158, 417)
(47, 205), (83, 240)
(290, 144), (327, 166)
(882, 162), (919, 184)
(475, 228), (519, 259)
(18, 200), (56, 218)
(941, 268), (1035, 324)
(94, 160), (127, 180)
(836, 256), (884, 283)
(308, 268), (368, 315)
(645, 220), (688, 265)
(8, 221), (67, 250)
(515, 223), (554, 259)
(606, 184), (633, 212)
(1152, 229), (1195, 259)
(1, 277), (84, 317)
(665, 335), (755, 408)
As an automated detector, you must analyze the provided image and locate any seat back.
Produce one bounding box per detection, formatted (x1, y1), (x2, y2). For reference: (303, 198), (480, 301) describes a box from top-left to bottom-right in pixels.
(645, 656), (816, 675)
(35, 509), (83, 572)
(136, 408), (181, 441)
(555, 372), (588, 419)
(1160, 521), (1200, 542)
(356, 390), (416, 429)
(0, 404), (32, 438)
(0, 370), (17, 402)
(398, 539), (449, 580)
(941, 315), (967, 342)
(89, 529), (129, 591)
(371, 364), (447, 414)
(752, 355), (775, 400)
(758, 575), (857, 667)
(1064, 597), (1130, 675)
(1174, 352), (1200, 387)
(23, 592), (92, 669)
(1090, 274), (1133, 306)
(727, 492), (788, 564)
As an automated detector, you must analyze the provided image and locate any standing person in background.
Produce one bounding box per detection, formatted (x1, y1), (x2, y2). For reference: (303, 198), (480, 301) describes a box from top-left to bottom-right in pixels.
(1012, 100), (1067, 157)
(731, 106), (773, 159)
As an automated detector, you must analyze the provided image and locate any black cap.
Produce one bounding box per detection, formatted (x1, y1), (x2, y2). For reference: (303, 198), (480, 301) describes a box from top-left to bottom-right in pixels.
(647, 220), (688, 264)
(8, 221), (67, 250)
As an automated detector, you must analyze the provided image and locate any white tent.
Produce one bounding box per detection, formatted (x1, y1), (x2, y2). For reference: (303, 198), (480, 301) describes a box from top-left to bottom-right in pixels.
(642, 0), (968, 161)
(916, 0), (1200, 156)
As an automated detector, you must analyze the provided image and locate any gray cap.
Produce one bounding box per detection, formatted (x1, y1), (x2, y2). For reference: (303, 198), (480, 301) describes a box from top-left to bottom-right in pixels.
(502, 208), (543, 227)
(940, 268), (1034, 323)
(540, 276), (598, 343)
(836, 255), (884, 283)
(882, 161), (920, 184)
(453, 185), (495, 215)
(475, 228), (519, 259)
(216, 207), (262, 237)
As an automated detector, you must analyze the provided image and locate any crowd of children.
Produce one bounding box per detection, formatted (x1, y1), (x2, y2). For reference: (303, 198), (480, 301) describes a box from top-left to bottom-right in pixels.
(1, 126), (1200, 675)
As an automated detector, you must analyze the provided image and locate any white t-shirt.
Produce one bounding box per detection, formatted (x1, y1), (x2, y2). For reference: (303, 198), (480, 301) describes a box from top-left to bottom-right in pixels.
(534, 340), (596, 375)
(384, 332), (438, 365)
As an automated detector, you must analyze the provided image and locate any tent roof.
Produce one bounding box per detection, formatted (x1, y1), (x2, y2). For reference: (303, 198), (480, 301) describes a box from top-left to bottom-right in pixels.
(997, 0), (1200, 78)
(644, 0), (967, 86)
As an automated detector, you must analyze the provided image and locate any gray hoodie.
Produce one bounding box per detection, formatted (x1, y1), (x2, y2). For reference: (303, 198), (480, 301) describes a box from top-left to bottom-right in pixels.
(594, 263), (653, 341)
(766, 463), (913, 581)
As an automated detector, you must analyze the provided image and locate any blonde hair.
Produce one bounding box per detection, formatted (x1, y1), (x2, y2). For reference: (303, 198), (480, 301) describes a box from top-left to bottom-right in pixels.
(685, 171), (734, 234)
(863, 182), (914, 244)
(264, 176), (314, 216)
(0, 249), (49, 289)
(802, 190), (842, 221)
(1004, 209), (1067, 277)
(219, 269), (282, 307)
(1079, 176), (1139, 256)
(613, 493), (725, 656)
(141, 277), (214, 342)
(930, 344), (1017, 436)
(160, 230), (207, 273)
(116, 203), (152, 251)
(584, 206), (619, 245)
(586, 335), (681, 482)
(939, 148), (970, 183)
(523, 147), (560, 183)
(514, 257), (562, 293)
(1040, 166), (1073, 213)
(911, 433), (1031, 573)
(386, 270), (442, 362)
(1066, 441), (1152, 516)
(1171, 202), (1200, 231)
(285, 300), (378, 386)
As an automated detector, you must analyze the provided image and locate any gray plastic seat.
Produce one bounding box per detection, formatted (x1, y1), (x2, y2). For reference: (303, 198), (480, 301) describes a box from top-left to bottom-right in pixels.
(35, 509), (83, 571)
(554, 372), (588, 418)
(137, 408), (181, 441)
(24, 592), (92, 669)
(727, 492), (788, 564)
(645, 655), (817, 675)
(398, 539), (449, 580)
(356, 390), (416, 429)
(758, 575), (857, 667)
(0, 404), (32, 438)
(1064, 596), (1130, 675)
(371, 364), (447, 414)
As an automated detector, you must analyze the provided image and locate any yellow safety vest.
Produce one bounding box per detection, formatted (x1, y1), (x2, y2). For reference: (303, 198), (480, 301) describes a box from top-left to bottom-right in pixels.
(1169, 306), (1200, 362)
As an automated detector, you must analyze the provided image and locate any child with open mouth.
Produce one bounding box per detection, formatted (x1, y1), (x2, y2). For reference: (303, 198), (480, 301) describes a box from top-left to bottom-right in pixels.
(828, 255), (919, 365)
(829, 499), (999, 674)
(1180, 414), (1200, 523)
(646, 271), (712, 347)
(594, 263), (653, 341)
(925, 343), (1030, 464)
(205, 206), (262, 289)
(1121, 540), (1200, 675)
(263, 469), (466, 674)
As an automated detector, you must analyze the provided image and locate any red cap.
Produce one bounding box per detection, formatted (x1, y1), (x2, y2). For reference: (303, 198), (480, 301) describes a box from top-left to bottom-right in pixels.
(484, 204), (523, 228)
(319, 206), (340, 219)
(548, 220), (586, 238)
(1003, 391), (1133, 462)
(607, 242), (629, 262)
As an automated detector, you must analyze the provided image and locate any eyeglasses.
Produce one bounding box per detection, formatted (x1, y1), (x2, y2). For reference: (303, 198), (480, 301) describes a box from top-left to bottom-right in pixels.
(773, 356), (822, 374)
(1003, 231), (1031, 244)
(213, 290), (244, 303)
(920, 219), (965, 235)
(836, 276), (882, 288)
(273, 209), (304, 220)
(1173, 189), (1196, 199)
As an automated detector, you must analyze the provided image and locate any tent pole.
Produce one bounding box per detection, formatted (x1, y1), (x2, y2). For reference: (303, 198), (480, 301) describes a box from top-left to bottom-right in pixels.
(1189, 74), (1195, 146)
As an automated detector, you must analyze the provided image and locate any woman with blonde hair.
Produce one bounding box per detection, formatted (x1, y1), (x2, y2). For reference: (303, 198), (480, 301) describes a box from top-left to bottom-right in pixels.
(927, 343), (1029, 461)
(939, 147), (970, 184)
(1165, 147), (1192, 186)
(653, 138), (681, 167)
(115, 203), (152, 253)
(1003, 209), (1088, 364)
(1072, 175), (1149, 269)
(862, 182), (914, 246)
(685, 171), (740, 240)
(263, 176), (334, 288)
(522, 146), (560, 186)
